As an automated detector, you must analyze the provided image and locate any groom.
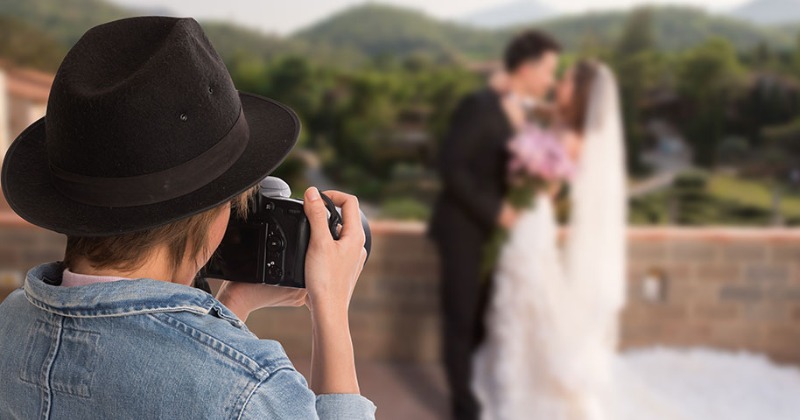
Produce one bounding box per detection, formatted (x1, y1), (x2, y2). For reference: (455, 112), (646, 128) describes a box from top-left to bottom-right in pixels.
(428, 30), (560, 420)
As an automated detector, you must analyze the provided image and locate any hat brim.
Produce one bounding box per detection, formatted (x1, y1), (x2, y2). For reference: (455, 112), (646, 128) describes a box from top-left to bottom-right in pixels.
(1, 91), (300, 236)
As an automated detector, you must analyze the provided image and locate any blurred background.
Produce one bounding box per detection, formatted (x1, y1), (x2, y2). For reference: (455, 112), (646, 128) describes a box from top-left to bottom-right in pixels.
(1, 0), (800, 418)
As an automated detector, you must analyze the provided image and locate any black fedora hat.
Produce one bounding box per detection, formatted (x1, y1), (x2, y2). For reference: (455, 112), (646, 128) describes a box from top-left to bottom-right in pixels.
(1, 16), (299, 236)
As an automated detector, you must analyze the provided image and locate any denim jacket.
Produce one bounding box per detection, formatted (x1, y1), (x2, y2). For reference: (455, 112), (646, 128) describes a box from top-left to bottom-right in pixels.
(0, 261), (377, 419)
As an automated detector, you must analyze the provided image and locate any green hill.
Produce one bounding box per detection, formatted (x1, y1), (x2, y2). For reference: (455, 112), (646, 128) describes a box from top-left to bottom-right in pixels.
(294, 4), (496, 63)
(0, 0), (130, 46)
(0, 0), (359, 67)
(297, 4), (799, 59)
(530, 6), (796, 52)
(0, 16), (66, 71)
(200, 20), (366, 67)
(1, 0), (798, 73)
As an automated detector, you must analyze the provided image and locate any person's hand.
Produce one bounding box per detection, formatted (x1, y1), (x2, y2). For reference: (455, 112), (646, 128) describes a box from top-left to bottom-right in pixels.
(302, 187), (367, 395)
(497, 201), (518, 230)
(501, 96), (527, 130)
(533, 102), (557, 123)
(216, 281), (307, 322)
(302, 187), (367, 318)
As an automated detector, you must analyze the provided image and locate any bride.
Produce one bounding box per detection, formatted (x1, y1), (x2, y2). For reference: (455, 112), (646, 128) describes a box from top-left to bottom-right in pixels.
(472, 59), (800, 420)
(472, 59), (628, 420)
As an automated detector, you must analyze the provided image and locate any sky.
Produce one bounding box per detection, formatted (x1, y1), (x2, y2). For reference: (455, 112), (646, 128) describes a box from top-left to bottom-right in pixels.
(111, 0), (749, 35)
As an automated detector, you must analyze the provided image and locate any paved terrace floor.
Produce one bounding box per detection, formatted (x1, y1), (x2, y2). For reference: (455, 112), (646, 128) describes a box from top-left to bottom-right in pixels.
(290, 358), (449, 420)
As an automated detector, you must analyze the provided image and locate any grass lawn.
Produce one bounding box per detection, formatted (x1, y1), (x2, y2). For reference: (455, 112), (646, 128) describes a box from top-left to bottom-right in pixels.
(707, 174), (800, 219)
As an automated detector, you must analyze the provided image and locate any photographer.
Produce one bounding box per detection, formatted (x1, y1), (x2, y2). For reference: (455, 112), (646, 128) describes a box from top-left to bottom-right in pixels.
(0, 17), (376, 419)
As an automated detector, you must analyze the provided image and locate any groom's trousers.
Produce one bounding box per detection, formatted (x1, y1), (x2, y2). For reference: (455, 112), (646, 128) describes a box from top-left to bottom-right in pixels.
(433, 227), (491, 420)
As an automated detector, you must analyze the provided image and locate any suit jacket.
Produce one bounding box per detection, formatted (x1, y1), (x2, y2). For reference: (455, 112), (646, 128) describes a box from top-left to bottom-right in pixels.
(429, 87), (514, 244)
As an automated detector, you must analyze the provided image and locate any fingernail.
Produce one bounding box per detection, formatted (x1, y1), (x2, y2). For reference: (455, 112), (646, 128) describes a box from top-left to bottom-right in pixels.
(306, 187), (320, 202)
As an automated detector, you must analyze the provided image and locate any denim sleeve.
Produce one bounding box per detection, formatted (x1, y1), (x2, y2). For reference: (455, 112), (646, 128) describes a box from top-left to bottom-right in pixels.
(239, 368), (376, 420)
(315, 393), (377, 420)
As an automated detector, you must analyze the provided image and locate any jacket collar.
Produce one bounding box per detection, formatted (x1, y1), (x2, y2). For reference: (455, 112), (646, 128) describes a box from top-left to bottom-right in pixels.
(23, 261), (244, 328)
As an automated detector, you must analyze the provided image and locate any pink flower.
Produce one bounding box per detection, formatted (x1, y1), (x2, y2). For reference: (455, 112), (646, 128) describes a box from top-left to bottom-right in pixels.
(507, 124), (574, 181)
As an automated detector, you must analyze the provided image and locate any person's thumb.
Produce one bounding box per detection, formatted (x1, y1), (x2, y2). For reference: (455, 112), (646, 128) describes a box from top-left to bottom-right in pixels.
(303, 187), (330, 245)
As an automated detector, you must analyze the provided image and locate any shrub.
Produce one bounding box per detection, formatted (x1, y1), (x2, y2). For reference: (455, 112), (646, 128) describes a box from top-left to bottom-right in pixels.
(379, 197), (430, 220)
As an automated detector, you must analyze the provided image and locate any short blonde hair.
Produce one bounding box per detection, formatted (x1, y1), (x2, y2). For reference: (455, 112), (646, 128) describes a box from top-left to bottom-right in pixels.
(63, 185), (260, 276)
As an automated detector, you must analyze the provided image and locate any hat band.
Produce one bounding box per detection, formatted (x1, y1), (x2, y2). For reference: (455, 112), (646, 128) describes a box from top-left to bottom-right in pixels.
(48, 108), (250, 208)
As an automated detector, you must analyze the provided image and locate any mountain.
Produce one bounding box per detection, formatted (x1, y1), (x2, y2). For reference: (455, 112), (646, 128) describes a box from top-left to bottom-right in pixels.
(0, 16), (66, 71)
(541, 6), (795, 50)
(0, 0), (360, 67)
(461, 0), (558, 29)
(1, 0), (798, 74)
(731, 0), (800, 26)
(296, 4), (797, 60)
(529, 6), (796, 51)
(198, 21), (366, 67)
(1, 0), (131, 46)
(294, 4), (498, 63)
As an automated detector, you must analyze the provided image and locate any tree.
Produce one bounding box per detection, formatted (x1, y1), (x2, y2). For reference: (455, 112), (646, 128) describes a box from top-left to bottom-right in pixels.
(753, 42), (774, 69)
(264, 56), (326, 125)
(615, 7), (655, 58)
(613, 7), (659, 174)
(677, 37), (745, 167)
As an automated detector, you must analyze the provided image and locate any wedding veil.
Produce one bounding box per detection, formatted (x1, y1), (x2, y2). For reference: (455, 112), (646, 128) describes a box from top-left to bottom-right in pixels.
(566, 62), (628, 315)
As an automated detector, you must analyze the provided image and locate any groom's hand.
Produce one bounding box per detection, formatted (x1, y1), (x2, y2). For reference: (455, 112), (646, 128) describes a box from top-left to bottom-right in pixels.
(497, 202), (518, 229)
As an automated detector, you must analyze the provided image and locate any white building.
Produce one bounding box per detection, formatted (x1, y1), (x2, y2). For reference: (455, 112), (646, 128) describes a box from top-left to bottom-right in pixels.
(0, 61), (53, 212)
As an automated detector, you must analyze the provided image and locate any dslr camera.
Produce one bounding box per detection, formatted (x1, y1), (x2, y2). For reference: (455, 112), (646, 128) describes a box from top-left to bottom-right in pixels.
(201, 177), (371, 288)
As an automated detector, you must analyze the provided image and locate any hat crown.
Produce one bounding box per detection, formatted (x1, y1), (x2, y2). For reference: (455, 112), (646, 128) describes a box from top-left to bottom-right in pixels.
(45, 17), (241, 178)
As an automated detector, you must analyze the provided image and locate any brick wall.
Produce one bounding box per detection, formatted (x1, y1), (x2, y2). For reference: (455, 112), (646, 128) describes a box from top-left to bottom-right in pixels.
(624, 228), (800, 363)
(2, 217), (799, 364)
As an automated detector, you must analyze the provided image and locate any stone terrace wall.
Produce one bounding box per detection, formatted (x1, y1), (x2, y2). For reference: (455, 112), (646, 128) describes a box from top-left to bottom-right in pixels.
(1, 216), (799, 363)
(624, 228), (800, 363)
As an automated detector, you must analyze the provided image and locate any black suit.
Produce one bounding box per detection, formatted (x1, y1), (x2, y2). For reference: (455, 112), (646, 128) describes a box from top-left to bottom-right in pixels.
(428, 87), (513, 420)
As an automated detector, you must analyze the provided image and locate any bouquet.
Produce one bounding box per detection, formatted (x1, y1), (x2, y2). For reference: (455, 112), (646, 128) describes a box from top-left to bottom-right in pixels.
(481, 123), (575, 277)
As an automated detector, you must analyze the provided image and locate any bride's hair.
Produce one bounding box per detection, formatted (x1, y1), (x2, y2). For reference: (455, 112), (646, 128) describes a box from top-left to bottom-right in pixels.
(564, 60), (599, 134)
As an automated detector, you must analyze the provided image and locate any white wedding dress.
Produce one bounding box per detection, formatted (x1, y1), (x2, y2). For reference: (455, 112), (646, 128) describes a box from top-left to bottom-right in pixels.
(472, 64), (800, 420)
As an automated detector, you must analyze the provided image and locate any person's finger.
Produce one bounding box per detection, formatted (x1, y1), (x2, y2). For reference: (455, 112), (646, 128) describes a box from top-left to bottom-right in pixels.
(322, 190), (365, 244)
(303, 187), (332, 245)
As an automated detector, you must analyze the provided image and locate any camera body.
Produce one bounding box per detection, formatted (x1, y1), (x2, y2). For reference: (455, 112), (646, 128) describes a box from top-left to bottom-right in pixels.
(201, 177), (371, 288)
